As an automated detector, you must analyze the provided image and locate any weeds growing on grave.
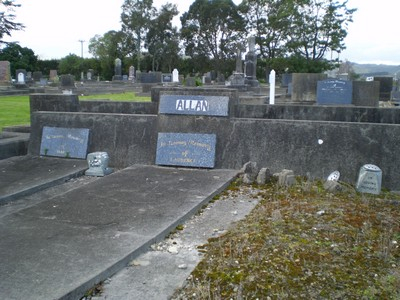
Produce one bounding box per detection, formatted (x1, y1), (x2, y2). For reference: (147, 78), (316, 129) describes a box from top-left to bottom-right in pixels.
(172, 177), (400, 299)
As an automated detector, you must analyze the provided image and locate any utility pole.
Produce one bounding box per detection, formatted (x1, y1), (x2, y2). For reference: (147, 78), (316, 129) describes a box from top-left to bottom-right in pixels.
(78, 40), (85, 58)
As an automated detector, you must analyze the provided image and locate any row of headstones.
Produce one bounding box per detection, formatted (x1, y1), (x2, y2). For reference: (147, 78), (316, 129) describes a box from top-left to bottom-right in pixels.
(281, 73), (394, 105)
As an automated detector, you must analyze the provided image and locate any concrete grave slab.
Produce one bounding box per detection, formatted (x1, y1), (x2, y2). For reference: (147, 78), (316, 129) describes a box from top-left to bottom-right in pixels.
(0, 165), (238, 300)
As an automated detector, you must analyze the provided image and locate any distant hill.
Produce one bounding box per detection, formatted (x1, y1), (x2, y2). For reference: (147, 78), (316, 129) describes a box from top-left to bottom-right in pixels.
(351, 63), (400, 77)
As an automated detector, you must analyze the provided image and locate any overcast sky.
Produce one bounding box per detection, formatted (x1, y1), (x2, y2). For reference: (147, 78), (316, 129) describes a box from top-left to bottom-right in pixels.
(3, 0), (399, 65)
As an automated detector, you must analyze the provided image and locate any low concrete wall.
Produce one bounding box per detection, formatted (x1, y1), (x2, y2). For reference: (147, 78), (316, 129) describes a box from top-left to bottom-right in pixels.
(80, 101), (158, 114)
(0, 132), (30, 159)
(30, 94), (80, 115)
(29, 111), (400, 190)
(29, 112), (158, 167)
(236, 104), (400, 124)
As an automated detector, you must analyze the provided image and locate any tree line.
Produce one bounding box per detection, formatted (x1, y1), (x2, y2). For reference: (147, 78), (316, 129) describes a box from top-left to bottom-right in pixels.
(0, 0), (356, 81)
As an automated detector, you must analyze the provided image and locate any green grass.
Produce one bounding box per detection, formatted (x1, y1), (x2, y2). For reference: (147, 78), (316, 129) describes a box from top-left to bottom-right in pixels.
(0, 92), (150, 132)
(0, 95), (30, 132)
(80, 92), (150, 102)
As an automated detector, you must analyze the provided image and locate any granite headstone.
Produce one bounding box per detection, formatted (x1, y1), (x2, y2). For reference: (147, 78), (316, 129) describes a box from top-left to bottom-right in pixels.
(40, 126), (90, 159)
(317, 79), (353, 105)
(156, 133), (216, 168)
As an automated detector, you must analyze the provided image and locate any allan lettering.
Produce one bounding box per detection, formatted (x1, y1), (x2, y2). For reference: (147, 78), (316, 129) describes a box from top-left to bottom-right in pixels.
(176, 99), (209, 112)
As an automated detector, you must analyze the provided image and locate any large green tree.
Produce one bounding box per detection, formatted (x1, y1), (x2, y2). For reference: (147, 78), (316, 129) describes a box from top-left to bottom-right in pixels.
(121, 0), (155, 71)
(239, 0), (294, 59)
(241, 0), (355, 73)
(146, 3), (180, 72)
(181, 0), (246, 75)
(88, 30), (127, 80)
(286, 0), (356, 61)
(0, 0), (24, 44)
(0, 42), (37, 75)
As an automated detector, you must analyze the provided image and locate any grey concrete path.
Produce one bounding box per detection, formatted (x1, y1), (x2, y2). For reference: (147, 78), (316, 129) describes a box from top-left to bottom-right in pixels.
(0, 160), (238, 300)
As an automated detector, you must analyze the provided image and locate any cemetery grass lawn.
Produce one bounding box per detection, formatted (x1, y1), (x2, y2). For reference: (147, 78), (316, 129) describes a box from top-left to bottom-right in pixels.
(79, 92), (150, 102)
(173, 178), (400, 299)
(0, 95), (30, 132)
(0, 92), (150, 131)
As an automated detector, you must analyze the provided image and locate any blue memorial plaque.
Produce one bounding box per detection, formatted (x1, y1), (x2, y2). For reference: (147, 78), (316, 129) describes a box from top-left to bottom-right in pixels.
(156, 133), (216, 168)
(159, 95), (229, 116)
(162, 73), (173, 83)
(40, 126), (90, 159)
(317, 79), (353, 105)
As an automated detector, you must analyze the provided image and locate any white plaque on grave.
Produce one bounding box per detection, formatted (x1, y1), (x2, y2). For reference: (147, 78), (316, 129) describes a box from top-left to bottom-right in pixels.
(356, 164), (382, 195)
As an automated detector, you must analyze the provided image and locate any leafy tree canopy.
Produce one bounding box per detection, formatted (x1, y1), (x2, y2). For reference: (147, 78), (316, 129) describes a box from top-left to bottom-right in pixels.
(0, 42), (37, 75)
(0, 0), (24, 43)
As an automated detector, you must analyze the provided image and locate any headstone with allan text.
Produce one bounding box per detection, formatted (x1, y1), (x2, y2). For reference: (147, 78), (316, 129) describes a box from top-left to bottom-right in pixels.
(40, 126), (90, 159)
(156, 133), (216, 168)
(159, 94), (229, 117)
(316, 79), (353, 105)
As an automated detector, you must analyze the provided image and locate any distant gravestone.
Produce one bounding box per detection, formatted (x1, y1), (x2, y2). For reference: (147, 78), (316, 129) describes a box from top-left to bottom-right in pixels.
(291, 73), (327, 102)
(140, 73), (158, 83)
(40, 126), (90, 159)
(49, 70), (58, 81)
(172, 68), (179, 82)
(129, 66), (135, 81)
(87, 69), (93, 80)
(159, 95), (229, 116)
(60, 74), (75, 90)
(316, 79), (353, 105)
(356, 164), (382, 195)
(281, 73), (292, 88)
(186, 77), (196, 87)
(352, 81), (380, 107)
(374, 76), (393, 101)
(113, 58), (122, 81)
(162, 73), (173, 83)
(32, 71), (43, 82)
(0, 61), (11, 83)
(156, 133), (216, 168)
(17, 72), (26, 84)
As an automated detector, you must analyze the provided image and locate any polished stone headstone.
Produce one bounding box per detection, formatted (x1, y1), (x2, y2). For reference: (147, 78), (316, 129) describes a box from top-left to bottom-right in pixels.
(159, 95), (229, 116)
(356, 164), (382, 195)
(317, 79), (353, 105)
(156, 133), (216, 168)
(40, 126), (89, 159)
(162, 74), (173, 83)
(85, 152), (113, 176)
